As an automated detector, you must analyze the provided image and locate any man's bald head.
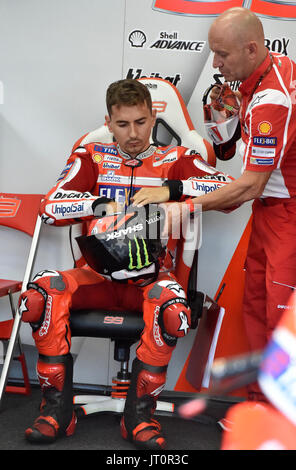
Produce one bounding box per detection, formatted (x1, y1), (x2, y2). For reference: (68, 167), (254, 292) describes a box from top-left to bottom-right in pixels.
(208, 8), (267, 82)
(210, 8), (265, 46)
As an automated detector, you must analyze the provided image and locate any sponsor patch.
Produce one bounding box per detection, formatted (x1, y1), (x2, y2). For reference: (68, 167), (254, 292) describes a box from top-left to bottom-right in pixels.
(53, 191), (91, 199)
(94, 144), (118, 155)
(253, 136), (277, 146)
(99, 170), (121, 183)
(190, 181), (222, 193)
(189, 175), (227, 182)
(52, 202), (85, 217)
(57, 163), (73, 182)
(153, 152), (178, 167)
(99, 184), (136, 205)
(250, 157), (274, 165)
(102, 162), (121, 170)
(258, 121), (272, 135)
(251, 146), (276, 157)
(92, 153), (103, 164)
(103, 155), (122, 163)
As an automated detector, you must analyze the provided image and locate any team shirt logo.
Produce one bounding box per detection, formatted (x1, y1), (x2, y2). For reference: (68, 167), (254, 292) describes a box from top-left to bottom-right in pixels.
(258, 121), (272, 135)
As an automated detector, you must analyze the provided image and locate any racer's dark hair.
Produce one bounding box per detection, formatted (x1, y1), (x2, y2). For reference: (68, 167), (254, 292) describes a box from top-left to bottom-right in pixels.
(106, 79), (152, 116)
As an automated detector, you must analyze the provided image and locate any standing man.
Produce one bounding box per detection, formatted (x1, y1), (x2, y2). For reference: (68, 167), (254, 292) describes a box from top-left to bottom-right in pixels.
(133, 8), (296, 402)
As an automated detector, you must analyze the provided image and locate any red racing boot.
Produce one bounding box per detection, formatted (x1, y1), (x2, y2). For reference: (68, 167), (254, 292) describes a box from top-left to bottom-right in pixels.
(120, 358), (167, 450)
(25, 354), (76, 443)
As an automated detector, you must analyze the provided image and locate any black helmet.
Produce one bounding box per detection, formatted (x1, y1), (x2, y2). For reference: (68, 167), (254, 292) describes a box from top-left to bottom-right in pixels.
(76, 204), (166, 286)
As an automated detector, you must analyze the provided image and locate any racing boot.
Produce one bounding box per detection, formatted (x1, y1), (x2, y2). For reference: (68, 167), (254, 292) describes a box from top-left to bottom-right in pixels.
(25, 353), (76, 443)
(120, 357), (167, 450)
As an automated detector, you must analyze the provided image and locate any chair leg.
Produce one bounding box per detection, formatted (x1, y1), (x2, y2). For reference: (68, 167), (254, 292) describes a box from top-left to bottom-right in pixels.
(0, 311), (26, 409)
(73, 359), (130, 416)
(73, 359), (174, 417)
(0, 291), (31, 404)
(5, 353), (31, 396)
(73, 394), (174, 416)
(8, 290), (23, 354)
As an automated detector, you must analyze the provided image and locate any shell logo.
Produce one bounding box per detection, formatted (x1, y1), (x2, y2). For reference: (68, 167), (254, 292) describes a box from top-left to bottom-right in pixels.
(129, 30), (146, 48)
(258, 121), (272, 135)
(92, 153), (103, 164)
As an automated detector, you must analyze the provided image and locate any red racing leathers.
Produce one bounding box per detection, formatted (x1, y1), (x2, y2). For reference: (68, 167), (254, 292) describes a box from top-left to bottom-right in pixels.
(22, 141), (233, 363)
(20, 139), (234, 445)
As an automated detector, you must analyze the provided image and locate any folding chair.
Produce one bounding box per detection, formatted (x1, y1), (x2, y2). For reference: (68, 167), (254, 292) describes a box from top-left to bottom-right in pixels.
(0, 193), (43, 408)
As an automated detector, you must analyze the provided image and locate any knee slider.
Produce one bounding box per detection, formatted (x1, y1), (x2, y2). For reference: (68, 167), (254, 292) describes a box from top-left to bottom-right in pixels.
(159, 298), (191, 346)
(19, 282), (47, 331)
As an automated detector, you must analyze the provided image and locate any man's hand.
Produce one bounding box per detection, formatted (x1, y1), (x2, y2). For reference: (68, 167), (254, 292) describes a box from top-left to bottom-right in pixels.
(209, 84), (221, 102)
(92, 197), (124, 217)
(131, 186), (170, 207)
(160, 201), (191, 239)
(105, 200), (124, 214)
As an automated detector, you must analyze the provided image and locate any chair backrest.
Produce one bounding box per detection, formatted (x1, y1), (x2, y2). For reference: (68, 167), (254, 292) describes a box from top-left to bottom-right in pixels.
(0, 193), (43, 236)
(71, 77), (216, 167)
(0, 193), (44, 291)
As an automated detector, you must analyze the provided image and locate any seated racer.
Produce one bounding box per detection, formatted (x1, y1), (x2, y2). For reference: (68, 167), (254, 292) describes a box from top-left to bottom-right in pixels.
(19, 78), (234, 449)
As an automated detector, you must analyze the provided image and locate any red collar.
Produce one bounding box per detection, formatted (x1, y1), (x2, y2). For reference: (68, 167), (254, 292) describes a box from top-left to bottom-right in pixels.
(239, 51), (273, 97)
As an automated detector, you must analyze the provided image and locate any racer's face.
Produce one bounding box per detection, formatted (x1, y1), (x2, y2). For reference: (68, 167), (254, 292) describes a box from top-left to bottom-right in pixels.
(106, 102), (156, 157)
(209, 28), (254, 82)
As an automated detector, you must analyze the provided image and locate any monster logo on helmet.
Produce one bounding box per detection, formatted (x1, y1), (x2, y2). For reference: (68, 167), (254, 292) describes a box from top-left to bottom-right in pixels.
(128, 236), (151, 271)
